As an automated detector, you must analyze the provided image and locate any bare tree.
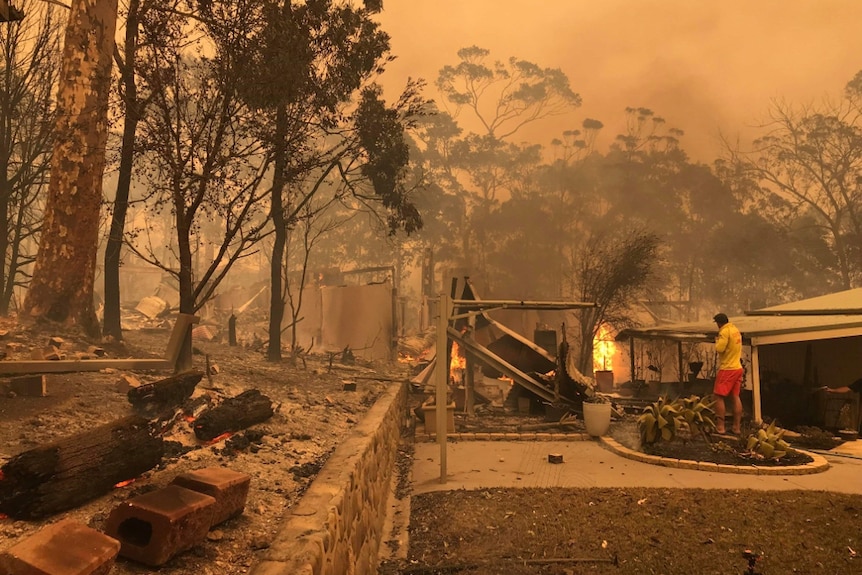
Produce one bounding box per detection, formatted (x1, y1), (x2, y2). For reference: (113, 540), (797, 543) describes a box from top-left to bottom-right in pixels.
(237, 0), (425, 362)
(0, 1), (62, 314)
(131, 1), (270, 365)
(733, 98), (862, 289)
(102, 0), (167, 340)
(22, 0), (118, 337)
(570, 227), (661, 376)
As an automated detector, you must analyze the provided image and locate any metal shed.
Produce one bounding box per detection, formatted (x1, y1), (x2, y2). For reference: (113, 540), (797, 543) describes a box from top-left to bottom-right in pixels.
(615, 288), (862, 427)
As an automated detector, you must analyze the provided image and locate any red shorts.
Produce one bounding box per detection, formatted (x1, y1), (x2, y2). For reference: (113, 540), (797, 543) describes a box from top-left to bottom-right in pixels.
(714, 368), (743, 396)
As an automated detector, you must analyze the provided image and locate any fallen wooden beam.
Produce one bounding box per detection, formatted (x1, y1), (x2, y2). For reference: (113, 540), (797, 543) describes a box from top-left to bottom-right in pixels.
(127, 370), (204, 411)
(0, 314), (199, 376)
(193, 389), (274, 441)
(0, 415), (164, 519)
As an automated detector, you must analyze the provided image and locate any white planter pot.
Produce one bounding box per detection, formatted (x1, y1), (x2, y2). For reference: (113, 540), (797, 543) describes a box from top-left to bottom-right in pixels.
(583, 402), (612, 437)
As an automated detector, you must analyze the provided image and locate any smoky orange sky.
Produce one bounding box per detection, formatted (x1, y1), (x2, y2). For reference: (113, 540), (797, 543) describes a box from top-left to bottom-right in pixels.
(376, 0), (862, 161)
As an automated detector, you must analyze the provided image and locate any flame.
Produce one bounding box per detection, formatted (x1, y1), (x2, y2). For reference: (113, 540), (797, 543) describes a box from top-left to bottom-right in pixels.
(184, 415), (196, 423)
(450, 342), (466, 371)
(114, 478), (136, 488)
(203, 431), (233, 446)
(593, 323), (616, 372)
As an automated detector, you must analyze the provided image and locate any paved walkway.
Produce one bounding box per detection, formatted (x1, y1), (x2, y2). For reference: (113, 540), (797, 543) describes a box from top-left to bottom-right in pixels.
(412, 439), (862, 495)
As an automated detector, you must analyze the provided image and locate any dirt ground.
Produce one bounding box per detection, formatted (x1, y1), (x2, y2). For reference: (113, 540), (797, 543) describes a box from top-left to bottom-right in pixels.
(381, 399), (859, 575)
(0, 314), (407, 574)
(398, 487), (862, 575)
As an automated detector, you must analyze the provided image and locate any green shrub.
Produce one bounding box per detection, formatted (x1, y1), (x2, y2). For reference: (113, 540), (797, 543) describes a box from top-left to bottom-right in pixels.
(678, 395), (717, 438)
(638, 396), (681, 444)
(745, 421), (795, 460)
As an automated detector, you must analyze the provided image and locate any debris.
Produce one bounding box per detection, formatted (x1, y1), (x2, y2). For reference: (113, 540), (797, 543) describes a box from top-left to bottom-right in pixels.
(548, 453), (563, 464)
(135, 295), (169, 319)
(192, 325), (217, 342)
(0, 415), (163, 519)
(192, 389), (274, 441)
(10, 375), (47, 397)
(116, 374), (142, 394)
(87, 345), (106, 357)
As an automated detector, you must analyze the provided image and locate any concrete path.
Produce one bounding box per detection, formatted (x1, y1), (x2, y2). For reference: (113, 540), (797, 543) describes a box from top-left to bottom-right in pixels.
(412, 439), (862, 495)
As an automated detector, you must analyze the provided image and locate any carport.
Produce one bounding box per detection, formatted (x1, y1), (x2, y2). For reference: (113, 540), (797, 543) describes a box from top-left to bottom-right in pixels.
(615, 289), (862, 428)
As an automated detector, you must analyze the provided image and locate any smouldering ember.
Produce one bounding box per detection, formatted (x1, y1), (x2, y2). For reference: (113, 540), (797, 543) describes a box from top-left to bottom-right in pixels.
(203, 431), (233, 446)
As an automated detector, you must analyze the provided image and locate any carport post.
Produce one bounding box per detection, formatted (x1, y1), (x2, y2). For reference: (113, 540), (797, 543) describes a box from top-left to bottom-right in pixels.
(750, 344), (762, 424)
(436, 292), (450, 483)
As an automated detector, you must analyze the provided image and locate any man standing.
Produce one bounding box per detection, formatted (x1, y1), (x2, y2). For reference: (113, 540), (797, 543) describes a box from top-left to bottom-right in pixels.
(713, 313), (743, 435)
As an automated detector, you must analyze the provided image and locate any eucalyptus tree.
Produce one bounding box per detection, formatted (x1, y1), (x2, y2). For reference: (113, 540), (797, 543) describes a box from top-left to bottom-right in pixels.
(733, 92), (862, 290)
(432, 46), (582, 288)
(102, 0), (171, 340)
(237, 0), (425, 362)
(131, 0), (271, 365)
(22, 0), (118, 337)
(0, 1), (62, 314)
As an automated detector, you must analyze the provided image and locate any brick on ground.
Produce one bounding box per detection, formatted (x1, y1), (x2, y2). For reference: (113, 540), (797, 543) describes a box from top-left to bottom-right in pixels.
(0, 519), (120, 575)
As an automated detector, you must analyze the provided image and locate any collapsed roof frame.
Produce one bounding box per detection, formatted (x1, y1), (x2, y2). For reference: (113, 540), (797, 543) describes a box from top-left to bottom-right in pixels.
(430, 279), (597, 484)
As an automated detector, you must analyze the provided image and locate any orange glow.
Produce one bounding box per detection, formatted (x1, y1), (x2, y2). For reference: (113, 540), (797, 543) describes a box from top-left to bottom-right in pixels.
(450, 341), (466, 371)
(0, 513), (7, 520)
(204, 432), (233, 446)
(184, 415), (196, 423)
(398, 353), (417, 364)
(593, 323), (616, 372)
(114, 479), (136, 488)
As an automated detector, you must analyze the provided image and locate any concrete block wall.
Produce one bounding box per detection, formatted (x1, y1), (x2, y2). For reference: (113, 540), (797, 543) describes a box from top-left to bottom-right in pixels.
(251, 382), (408, 575)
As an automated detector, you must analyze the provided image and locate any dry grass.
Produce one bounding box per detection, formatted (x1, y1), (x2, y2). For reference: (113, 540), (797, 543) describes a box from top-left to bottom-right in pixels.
(390, 487), (862, 575)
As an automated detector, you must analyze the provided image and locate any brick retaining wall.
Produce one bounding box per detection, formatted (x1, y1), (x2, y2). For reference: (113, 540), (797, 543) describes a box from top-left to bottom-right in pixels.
(251, 382), (408, 575)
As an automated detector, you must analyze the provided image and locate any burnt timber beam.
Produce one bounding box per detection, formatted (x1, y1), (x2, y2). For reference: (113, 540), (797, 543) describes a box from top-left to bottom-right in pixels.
(447, 326), (558, 404)
(0, 314), (198, 375)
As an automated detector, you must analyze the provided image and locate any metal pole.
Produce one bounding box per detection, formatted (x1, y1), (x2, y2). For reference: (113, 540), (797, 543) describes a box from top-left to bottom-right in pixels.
(436, 292), (449, 483)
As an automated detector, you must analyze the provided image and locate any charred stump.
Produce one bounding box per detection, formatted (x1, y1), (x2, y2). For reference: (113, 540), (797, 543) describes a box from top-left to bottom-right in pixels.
(193, 389), (274, 441)
(0, 415), (163, 519)
(128, 370), (204, 414)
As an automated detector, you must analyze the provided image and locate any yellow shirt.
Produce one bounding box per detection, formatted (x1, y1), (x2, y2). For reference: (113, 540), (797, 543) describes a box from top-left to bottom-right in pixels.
(715, 322), (742, 370)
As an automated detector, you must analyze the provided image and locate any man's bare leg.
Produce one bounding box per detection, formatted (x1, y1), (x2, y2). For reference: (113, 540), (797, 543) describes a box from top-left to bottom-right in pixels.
(731, 394), (743, 435)
(714, 395), (727, 433)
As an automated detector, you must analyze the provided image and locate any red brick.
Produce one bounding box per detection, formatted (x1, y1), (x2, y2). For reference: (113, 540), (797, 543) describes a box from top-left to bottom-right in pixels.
(0, 519), (119, 575)
(104, 485), (215, 567)
(170, 467), (250, 526)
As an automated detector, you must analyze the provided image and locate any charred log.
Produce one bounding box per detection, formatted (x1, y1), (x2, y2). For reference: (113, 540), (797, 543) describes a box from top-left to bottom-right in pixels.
(193, 389), (274, 441)
(127, 370), (204, 413)
(0, 415), (163, 519)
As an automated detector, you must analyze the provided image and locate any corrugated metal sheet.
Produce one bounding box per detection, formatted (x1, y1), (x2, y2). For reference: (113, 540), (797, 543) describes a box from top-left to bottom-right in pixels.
(615, 290), (862, 343)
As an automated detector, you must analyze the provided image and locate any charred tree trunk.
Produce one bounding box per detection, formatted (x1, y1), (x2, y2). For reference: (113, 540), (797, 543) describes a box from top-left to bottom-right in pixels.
(267, 105), (288, 363)
(0, 415), (163, 519)
(193, 389), (274, 441)
(127, 370), (203, 413)
(103, 0), (142, 341)
(21, 0), (118, 337)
